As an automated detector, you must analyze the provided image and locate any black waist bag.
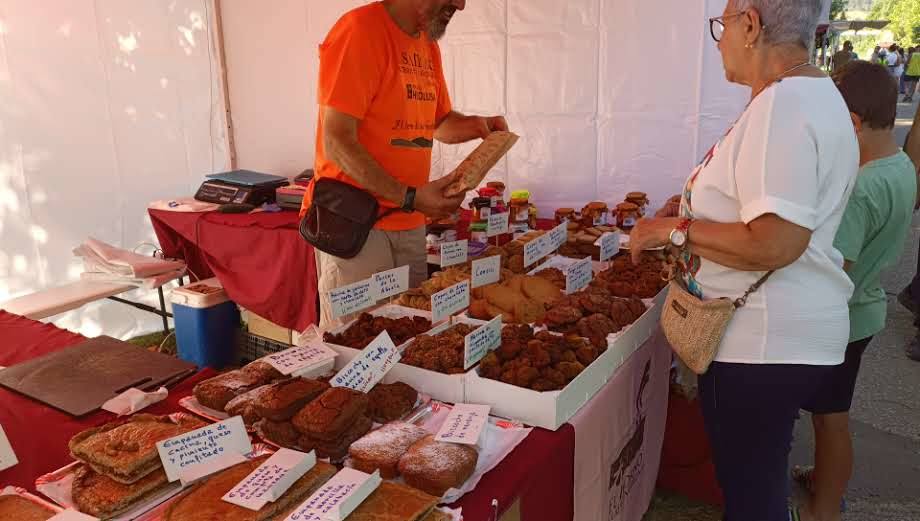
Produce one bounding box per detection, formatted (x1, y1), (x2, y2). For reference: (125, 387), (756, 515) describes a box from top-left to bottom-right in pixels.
(299, 178), (396, 259)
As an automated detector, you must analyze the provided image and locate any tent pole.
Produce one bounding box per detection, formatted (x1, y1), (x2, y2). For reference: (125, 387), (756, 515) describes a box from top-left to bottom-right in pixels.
(212, 0), (238, 169)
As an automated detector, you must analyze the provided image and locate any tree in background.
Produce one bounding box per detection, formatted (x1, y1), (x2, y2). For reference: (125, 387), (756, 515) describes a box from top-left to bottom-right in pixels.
(831, 0), (849, 21)
(870, 0), (920, 47)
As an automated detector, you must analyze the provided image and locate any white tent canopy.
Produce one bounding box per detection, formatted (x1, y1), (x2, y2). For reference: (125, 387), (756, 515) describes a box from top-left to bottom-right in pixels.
(0, 0), (780, 336)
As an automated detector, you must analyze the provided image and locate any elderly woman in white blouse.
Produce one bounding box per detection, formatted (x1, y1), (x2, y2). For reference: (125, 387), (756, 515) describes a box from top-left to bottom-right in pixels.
(631, 1), (858, 520)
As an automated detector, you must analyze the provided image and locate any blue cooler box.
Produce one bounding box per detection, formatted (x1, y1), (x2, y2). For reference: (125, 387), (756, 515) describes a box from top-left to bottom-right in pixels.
(170, 278), (239, 368)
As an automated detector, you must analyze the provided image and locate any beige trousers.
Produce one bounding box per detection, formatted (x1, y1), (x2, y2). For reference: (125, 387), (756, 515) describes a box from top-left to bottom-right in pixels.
(315, 226), (428, 329)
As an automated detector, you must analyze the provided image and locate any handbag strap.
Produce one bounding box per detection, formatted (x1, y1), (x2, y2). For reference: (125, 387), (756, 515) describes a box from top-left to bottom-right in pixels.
(733, 270), (775, 309)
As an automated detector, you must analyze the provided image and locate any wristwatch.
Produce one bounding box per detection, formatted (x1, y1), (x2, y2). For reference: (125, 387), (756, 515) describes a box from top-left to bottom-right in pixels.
(401, 187), (417, 213)
(669, 218), (693, 249)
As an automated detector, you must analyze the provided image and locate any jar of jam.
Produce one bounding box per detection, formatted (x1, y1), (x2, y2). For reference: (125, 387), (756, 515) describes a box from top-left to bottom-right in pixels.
(478, 187), (500, 209)
(510, 190), (531, 224)
(486, 181), (506, 200)
(555, 208), (576, 225)
(625, 192), (650, 216)
(471, 197), (492, 221)
(582, 202), (609, 226)
(528, 205), (538, 229)
(615, 202), (641, 231)
(469, 221), (488, 244)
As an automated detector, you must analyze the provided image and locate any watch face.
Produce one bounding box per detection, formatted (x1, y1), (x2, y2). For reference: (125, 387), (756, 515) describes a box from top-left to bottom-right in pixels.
(670, 229), (687, 247)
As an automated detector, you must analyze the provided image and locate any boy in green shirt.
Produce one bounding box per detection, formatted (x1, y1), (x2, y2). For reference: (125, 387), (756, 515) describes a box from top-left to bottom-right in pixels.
(795, 61), (918, 521)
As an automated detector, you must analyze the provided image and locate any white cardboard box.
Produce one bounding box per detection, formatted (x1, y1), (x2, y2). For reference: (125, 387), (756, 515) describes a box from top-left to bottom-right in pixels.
(464, 300), (660, 430)
(324, 306), (480, 404)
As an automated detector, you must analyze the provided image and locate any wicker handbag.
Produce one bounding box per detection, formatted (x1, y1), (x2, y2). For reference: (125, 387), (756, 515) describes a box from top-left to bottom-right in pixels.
(661, 270), (773, 374)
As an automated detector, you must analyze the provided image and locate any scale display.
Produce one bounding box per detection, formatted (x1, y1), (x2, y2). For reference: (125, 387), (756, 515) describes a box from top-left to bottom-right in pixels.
(194, 180), (253, 205)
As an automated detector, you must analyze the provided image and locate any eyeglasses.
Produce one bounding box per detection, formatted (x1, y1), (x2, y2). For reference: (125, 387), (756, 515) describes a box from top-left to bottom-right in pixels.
(709, 11), (746, 42)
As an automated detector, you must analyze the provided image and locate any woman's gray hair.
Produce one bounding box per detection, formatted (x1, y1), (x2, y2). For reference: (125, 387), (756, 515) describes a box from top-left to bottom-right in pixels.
(733, 0), (823, 48)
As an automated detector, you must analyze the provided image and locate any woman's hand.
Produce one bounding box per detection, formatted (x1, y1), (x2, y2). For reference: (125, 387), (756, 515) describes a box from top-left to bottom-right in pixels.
(629, 217), (679, 264)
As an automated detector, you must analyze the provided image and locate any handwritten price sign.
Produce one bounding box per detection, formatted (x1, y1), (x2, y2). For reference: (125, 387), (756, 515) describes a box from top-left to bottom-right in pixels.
(371, 266), (409, 300)
(435, 404), (491, 445)
(431, 280), (471, 322)
(329, 279), (375, 319)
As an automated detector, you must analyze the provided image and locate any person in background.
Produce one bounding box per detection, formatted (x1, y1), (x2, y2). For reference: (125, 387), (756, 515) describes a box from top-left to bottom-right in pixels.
(303, 0), (508, 327)
(832, 41), (856, 74)
(629, 1), (858, 519)
(870, 45), (882, 64)
(904, 47), (919, 102)
(886, 44), (900, 79)
(896, 47), (907, 94)
(792, 60), (917, 521)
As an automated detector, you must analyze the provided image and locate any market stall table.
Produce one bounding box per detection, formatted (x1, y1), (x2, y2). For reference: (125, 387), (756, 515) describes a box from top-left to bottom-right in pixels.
(0, 310), (577, 520)
(148, 208), (318, 332)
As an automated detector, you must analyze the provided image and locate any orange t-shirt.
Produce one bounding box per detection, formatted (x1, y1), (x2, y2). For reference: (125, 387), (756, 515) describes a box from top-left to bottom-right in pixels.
(302, 1), (452, 231)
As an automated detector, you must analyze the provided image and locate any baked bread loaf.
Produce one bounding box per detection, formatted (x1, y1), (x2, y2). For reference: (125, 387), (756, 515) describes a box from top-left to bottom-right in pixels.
(398, 435), (478, 497)
(69, 414), (206, 484)
(342, 481), (438, 521)
(299, 414), (372, 461)
(163, 456), (337, 521)
(194, 370), (272, 411)
(292, 387), (368, 441)
(443, 131), (519, 197)
(0, 495), (56, 521)
(72, 464), (171, 519)
(225, 385), (274, 426)
(253, 378), (330, 421)
(367, 382), (419, 423)
(242, 360), (284, 382)
(348, 422), (429, 478)
(253, 419), (301, 450)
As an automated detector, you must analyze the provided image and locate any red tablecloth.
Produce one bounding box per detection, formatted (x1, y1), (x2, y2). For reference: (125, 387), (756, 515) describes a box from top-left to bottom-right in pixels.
(0, 310), (575, 520)
(0, 310), (216, 490)
(149, 209), (317, 331)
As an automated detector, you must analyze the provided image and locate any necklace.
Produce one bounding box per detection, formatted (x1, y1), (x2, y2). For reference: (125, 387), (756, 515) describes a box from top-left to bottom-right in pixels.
(751, 61), (812, 99)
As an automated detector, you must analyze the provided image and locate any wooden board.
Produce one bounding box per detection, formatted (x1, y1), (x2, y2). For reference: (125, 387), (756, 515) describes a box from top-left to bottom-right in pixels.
(0, 336), (196, 416)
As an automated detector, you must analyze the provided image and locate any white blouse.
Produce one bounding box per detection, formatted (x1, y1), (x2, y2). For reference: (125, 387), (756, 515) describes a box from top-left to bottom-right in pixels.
(682, 77), (859, 365)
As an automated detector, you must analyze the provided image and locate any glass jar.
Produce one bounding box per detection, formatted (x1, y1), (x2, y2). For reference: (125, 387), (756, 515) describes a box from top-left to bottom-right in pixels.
(528, 205), (538, 229)
(471, 197), (492, 221)
(510, 190), (531, 224)
(615, 202), (641, 231)
(478, 187), (499, 207)
(486, 181), (506, 200)
(582, 202), (609, 226)
(555, 208), (576, 225)
(625, 192), (650, 217)
(469, 221), (488, 244)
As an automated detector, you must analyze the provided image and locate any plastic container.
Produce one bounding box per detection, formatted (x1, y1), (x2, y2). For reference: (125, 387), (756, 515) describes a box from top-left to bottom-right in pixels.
(170, 278), (240, 368)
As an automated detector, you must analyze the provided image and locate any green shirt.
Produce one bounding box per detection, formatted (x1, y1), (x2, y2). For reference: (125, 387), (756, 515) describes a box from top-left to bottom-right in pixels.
(834, 152), (917, 342)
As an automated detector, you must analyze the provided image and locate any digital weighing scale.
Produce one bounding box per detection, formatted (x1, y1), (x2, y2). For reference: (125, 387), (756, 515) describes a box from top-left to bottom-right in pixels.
(194, 170), (289, 206)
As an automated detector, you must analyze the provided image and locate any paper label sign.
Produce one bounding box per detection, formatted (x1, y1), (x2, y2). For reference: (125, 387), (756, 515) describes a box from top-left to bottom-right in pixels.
(329, 279), (375, 319)
(223, 449), (317, 511)
(431, 280), (471, 322)
(157, 416), (253, 484)
(371, 266), (409, 301)
(565, 257), (594, 295)
(284, 468), (382, 521)
(486, 212), (510, 237)
(597, 231), (622, 262)
(265, 343), (337, 376)
(547, 223), (568, 251)
(330, 331), (400, 392)
(0, 424), (18, 472)
(471, 255), (501, 289)
(440, 240), (468, 268)
(464, 316), (502, 370)
(435, 404), (491, 445)
(49, 511), (99, 521)
(523, 235), (549, 267)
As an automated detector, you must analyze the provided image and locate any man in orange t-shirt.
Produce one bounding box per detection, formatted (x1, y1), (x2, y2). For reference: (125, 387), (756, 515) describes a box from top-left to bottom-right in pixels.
(306, 0), (508, 327)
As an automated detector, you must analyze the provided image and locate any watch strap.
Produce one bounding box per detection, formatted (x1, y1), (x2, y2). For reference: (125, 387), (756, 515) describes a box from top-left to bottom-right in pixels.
(401, 187), (417, 212)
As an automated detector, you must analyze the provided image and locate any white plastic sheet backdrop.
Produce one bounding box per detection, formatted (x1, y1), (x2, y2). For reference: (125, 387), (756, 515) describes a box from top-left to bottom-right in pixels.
(0, 0), (230, 337)
(221, 0), (750, 213)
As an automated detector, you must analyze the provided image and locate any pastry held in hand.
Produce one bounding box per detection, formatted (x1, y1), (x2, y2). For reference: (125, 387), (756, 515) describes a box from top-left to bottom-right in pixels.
(443, 131), (519, 197)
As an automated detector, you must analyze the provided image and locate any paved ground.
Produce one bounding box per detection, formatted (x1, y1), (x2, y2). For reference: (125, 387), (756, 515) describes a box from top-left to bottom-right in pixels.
(645, 98), (920, 520)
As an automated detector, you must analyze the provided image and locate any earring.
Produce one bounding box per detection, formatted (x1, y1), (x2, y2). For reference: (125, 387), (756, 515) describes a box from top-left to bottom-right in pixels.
(745, 42), (753, 49)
